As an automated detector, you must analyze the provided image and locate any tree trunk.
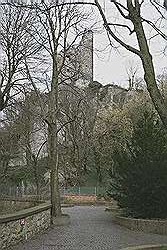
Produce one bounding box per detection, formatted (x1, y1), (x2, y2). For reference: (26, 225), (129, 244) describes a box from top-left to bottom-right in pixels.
(34, 164), (40, 197)
(48, 123), (61, 220)
(48, 54), (61, 223)
(129, 2), (167, 128)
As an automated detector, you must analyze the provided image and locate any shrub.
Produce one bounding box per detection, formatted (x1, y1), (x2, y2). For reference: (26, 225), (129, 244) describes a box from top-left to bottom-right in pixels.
(108, 111), (167, 219)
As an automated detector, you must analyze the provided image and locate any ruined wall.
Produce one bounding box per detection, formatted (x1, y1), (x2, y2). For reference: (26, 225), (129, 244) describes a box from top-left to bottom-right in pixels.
(87, 81), (128, 109)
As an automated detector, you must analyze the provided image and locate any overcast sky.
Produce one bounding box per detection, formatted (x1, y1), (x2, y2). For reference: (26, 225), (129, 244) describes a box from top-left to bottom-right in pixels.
(92, 0), (167, 88)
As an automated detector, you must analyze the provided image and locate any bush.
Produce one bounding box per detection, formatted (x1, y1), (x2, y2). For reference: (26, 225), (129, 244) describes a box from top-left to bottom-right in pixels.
(108, 111), (167, 219)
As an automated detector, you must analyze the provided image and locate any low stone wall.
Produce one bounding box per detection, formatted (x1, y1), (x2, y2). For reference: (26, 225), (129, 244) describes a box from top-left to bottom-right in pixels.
(121, 244), (167, 250)
(0, 203), (51, 249)
(114, 215), (167, 235)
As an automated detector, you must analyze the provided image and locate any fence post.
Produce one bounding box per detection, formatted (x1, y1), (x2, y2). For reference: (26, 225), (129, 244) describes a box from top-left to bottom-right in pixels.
(95, 186), (97, 197)
(78, 186), (81, 196)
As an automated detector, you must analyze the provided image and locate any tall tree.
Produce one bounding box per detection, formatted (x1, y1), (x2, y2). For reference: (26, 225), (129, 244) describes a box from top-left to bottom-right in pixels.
(15, 1), (95, 221)
(94, 0), (167, 128)
(0, 2), (39, 111)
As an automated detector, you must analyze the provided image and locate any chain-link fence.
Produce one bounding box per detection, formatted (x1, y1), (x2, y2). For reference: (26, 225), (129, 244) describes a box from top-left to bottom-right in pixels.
(0, 184), (106, 201)
(60, 186), (106, 196)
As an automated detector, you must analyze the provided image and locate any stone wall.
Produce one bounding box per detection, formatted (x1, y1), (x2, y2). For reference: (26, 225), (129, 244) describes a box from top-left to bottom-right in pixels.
(0, 203), (51, 249)
(121, 245), (167, 250)
(114, 215), (167, 235)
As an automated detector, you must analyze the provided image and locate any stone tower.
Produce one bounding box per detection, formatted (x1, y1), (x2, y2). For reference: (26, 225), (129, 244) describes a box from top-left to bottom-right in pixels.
(76, 30), (93, 86)
(59, 30), (93, 87)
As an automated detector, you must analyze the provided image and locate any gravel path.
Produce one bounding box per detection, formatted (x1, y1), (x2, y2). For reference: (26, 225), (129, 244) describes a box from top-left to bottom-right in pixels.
(12, 206), (167, 250)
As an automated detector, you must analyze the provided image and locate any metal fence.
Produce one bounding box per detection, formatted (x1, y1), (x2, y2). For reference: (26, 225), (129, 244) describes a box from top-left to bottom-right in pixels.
(61, 186), (106, 196)
(0, 185), (106, 200)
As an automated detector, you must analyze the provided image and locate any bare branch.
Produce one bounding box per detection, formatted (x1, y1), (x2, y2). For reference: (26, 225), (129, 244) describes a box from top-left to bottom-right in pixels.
(107, 22), (134, 35)
(142, 17), (167, 40)
(94, 0), (141, 57)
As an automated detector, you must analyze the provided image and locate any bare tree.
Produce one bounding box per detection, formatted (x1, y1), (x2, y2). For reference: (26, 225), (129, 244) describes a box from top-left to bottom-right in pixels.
(2, 90), (47, 196)
(11, 1), (95, 221)
(39, 0), (167, 128)
(93, 0), (167, 128)
(0, 2), (40, 111)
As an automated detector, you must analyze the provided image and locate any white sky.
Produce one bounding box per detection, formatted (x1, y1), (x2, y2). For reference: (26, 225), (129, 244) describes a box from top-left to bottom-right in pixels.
(92, 0), (167, 88)
(0, 0), (166, 89)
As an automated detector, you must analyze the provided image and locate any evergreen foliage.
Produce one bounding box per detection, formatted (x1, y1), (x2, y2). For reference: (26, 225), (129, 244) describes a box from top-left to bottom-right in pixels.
(108, 110), (167, 219)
